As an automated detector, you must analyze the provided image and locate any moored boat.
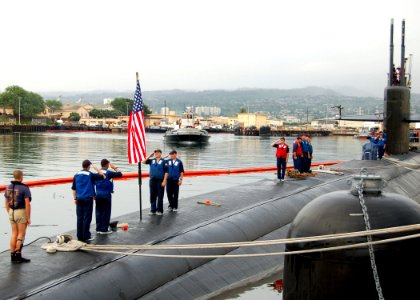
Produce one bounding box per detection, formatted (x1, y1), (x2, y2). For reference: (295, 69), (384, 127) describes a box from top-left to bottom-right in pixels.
(164, 108), (210, 144)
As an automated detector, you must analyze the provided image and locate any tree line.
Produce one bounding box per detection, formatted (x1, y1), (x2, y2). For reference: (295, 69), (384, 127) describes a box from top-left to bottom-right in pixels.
(0, 85), (151, 121)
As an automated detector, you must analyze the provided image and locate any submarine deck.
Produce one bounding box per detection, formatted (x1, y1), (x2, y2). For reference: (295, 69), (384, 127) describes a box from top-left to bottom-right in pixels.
(1, 155), (420, 300)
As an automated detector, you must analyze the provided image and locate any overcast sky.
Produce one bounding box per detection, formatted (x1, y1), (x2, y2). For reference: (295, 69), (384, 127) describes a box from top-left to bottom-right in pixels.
(0, 0), (419, 96)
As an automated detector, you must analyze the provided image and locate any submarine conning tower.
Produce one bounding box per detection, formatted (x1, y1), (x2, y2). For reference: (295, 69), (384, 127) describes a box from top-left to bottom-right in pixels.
(283, 172), (420, 300)
(384, 18), (410, 154)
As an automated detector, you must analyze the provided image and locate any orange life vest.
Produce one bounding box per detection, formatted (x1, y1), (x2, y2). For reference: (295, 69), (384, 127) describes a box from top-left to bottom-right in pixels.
(276, 144), (289, 158)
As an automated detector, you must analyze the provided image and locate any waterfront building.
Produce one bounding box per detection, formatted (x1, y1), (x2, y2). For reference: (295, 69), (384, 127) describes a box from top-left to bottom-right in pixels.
(195, 106), (221, 116)
(283, 115), (301, 124)
(237, 112), (268, 129)
(160, 107), (170, 115)
(208, 116), (238, 128)
(266, 118), (284, 128)
(144, 112), (178, 127)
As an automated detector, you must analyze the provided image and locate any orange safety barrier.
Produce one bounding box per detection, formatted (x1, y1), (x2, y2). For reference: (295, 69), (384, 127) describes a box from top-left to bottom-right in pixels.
(0, 161), (340, 191)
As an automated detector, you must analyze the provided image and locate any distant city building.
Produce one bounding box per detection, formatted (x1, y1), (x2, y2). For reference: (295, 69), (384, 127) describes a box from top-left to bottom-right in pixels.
(38, 104), (93, 119)
(160, 107), (170, 115)
(208, 116), (238, 127)
(237, 112), (268, 129)
(266, 118), (284, 128)
(195, 106), (221, 116)
(103, 98), (114, 105)
(283, 115), (301, 124)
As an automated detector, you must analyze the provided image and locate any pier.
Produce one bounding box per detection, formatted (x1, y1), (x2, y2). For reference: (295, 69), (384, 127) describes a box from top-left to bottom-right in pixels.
(234, 127), (332, 136)
(0, 125), (112, 133)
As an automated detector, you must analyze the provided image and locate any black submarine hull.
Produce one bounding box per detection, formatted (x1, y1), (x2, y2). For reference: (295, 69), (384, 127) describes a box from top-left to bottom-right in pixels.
(1, 154), (420, 299)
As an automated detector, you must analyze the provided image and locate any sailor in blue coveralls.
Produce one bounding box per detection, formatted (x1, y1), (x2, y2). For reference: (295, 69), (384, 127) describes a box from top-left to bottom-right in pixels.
(377, 131), (386, 160)
(72, 160), (105, 242)
(301, 135), (311, 173)
(165, 150), (184, 212)
(362, 136), (378, 160)
(142, 149), (168, 216)
(94, 159), (123, 234)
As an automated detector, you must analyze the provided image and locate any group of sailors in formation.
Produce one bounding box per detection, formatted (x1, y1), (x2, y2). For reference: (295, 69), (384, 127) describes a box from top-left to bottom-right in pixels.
(70, 150), (184, 243)
(142, 149), (184, 216)
(272, 135), (313, 181)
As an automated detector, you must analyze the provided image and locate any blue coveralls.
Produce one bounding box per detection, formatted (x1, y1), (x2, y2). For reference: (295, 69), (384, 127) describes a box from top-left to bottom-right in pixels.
(308, 142), (313, 172)
(377, 138), (385, 159)
(94, 169), (122, 232)
(369, 137), (379, 160)
(72, 170), (104, 241)
(361, 142), (378, 160)
(166, 159), (184, 210)
(146, 158), (168, 213)
(301, 140), (310, 173)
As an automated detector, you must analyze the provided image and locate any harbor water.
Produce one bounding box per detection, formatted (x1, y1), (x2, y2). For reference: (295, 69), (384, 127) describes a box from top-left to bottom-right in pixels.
(0, 132), (363, 184)
(0, 132), (364, 299)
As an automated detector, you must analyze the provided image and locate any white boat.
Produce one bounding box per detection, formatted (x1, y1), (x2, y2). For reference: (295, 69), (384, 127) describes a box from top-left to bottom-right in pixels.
(164, 109), (210, 144)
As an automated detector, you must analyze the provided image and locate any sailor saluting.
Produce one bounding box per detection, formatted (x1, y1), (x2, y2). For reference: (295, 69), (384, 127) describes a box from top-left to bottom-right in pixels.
(142, 149), (168, 216)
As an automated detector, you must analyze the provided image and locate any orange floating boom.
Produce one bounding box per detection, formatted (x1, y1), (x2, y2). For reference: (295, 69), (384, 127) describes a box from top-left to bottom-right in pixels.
(0, 162), (340, 192)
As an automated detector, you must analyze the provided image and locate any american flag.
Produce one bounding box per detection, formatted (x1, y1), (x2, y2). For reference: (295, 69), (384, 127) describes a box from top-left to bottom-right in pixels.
(128, 79), (146, 164)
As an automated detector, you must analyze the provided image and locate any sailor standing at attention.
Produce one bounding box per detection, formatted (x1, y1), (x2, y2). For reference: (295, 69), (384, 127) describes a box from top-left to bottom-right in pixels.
(165, 150), (185, 211)
(72, 160), (105, 242)
(5, 170), (32, 263)
(272, 137), (289, 182)
(142, 149), (168, 216)
(94, 159), (123, 234)
(292, 136), (304, 172)
(301, 135), (310, 173)
(307, 136), (313, 172)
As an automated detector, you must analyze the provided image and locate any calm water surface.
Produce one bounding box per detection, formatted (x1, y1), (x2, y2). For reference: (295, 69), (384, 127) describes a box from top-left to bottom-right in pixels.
(0, 132), (363, 184)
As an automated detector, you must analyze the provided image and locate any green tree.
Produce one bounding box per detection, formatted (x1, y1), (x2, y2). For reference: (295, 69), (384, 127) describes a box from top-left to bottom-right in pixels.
(69, 112), (81, 121)
(0, 92), (10, 115)
(24, 92), (45, 116)
(111, 97), (152, 117)
(89, 108), (104, 118)
(143, 104), (152, 117)
(45, 99), (63, 112)
(0, 86), (26, 116)
(239, 107), (247, 113)
(0, 85), (45, 117)
(111, 98), (133, 116)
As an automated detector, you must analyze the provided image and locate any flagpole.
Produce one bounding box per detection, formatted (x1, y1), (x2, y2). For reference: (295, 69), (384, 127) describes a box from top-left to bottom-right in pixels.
(138, 162), (142, 220)
(136, 72), (143, 221)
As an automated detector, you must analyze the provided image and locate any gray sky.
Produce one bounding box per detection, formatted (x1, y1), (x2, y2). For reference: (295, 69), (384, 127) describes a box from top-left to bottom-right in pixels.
(1, 0), (419, 96)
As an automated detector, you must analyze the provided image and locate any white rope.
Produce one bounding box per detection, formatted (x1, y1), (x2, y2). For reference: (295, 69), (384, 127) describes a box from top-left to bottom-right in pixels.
(80, 232), (420, 259)
(383, 157), (420, 172)
(82, 223), (420, 251)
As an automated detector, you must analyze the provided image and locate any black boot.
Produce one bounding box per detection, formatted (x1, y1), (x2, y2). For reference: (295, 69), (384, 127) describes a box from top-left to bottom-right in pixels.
(15, 252), (30, 263)
(11, 251), (17, 262)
